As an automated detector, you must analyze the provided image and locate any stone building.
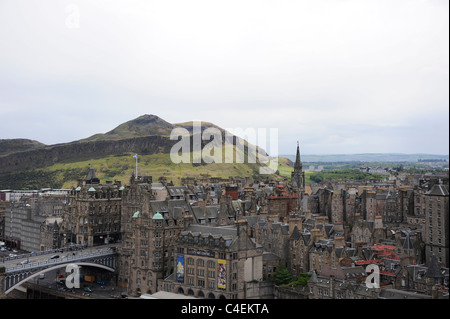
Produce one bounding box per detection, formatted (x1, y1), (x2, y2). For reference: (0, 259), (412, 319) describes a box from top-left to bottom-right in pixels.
(39, 217), (63, 251)
(2, 191), (67, 252)
(307, 265), (378, 299)
(288, 213), (343, 275)
(117, 174), (249, 297)
(161, 220), (264, 299)
(4, 198), (44, 252)
(394, 255), (449, 297)
(330, 183), (346, 224)
(361, 190), (377, 222)
(253, 218), (290, 263)
(351, 215), (386, 246)
(118, 174), (186, 295)
(422, 182), (449, 267)
(266, 184), (299, 222)
(62, 168), (122, 247)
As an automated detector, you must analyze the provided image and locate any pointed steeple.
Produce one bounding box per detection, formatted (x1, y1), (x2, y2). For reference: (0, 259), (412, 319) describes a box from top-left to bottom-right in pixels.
(294, 141), (302, 170)
(291, 141), (305, 194)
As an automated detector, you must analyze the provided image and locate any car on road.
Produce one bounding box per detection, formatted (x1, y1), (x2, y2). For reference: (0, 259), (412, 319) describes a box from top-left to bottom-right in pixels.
(84, 287), (93, 293)
(18, 260), (29, 265)
(50, 254), (59, 259)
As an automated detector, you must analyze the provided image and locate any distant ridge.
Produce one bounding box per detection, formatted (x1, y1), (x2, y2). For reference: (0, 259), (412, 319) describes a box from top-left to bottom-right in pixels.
(0, 138), (46, 156)
(281, 153), (449, 163)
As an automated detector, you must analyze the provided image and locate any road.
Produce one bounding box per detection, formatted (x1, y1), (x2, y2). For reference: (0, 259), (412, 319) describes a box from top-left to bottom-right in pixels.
(0, 244), (117, 269)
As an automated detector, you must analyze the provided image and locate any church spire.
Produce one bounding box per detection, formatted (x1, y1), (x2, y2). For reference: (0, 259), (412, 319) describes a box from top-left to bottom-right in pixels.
(294, 141), (302, 170)
(291, 141), (305, 196)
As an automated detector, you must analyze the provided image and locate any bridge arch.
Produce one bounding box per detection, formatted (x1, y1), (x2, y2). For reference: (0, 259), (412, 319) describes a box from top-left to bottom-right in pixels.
(4, 262), (115, 295)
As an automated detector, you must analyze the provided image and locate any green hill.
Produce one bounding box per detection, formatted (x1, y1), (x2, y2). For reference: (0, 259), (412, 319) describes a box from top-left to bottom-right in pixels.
(0, 114), (281, 189)
(81, 114), (174, 141)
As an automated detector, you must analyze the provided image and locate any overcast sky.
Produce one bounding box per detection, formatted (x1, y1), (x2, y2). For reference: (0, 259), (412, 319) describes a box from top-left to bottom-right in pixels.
(0, 0), (448, 155)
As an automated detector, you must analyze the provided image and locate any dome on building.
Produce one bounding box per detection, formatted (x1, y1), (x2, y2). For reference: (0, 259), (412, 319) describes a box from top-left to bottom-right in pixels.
(152, 212), (163, 220)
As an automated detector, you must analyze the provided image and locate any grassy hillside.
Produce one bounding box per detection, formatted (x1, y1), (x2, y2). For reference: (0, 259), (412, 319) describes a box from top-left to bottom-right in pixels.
(0, 147), (283, 190)
(53, 152), (267, 188)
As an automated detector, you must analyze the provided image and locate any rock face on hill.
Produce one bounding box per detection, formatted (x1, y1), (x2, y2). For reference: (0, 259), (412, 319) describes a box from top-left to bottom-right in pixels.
(0, 135), (174, 174)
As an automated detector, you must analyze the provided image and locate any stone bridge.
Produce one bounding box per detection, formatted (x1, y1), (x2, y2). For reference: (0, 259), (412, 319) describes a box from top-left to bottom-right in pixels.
(1, 247), (117, 296)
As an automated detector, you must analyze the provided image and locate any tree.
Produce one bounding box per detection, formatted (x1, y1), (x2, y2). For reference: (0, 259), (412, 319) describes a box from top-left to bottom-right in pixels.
(273, 263), (292, 285)
(290, 273), (311, 286)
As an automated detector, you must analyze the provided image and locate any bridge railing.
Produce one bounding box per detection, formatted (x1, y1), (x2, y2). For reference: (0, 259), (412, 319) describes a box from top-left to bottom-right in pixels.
(5, 248), (115, 273)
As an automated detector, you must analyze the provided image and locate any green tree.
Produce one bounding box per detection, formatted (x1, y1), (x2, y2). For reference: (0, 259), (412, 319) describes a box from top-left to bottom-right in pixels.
(289, 273), (311, 286)
(273, 263), (292, 285)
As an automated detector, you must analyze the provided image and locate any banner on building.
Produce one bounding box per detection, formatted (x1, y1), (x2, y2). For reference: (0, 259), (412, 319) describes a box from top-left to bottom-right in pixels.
(176, 254), (185, 282)
(218, 259), (226, 289)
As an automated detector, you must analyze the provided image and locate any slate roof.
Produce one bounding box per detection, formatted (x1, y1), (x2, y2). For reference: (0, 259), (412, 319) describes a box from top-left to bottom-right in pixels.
(149, 199), (190, 220)
(179, 224), (258, 251)
(289, 225), (301, 241)
(86, 167), (98, 182)
(426, 183), (449, 196)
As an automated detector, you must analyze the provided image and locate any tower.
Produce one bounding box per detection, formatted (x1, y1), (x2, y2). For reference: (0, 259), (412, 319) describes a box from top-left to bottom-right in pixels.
(291, 141), (305, 201)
